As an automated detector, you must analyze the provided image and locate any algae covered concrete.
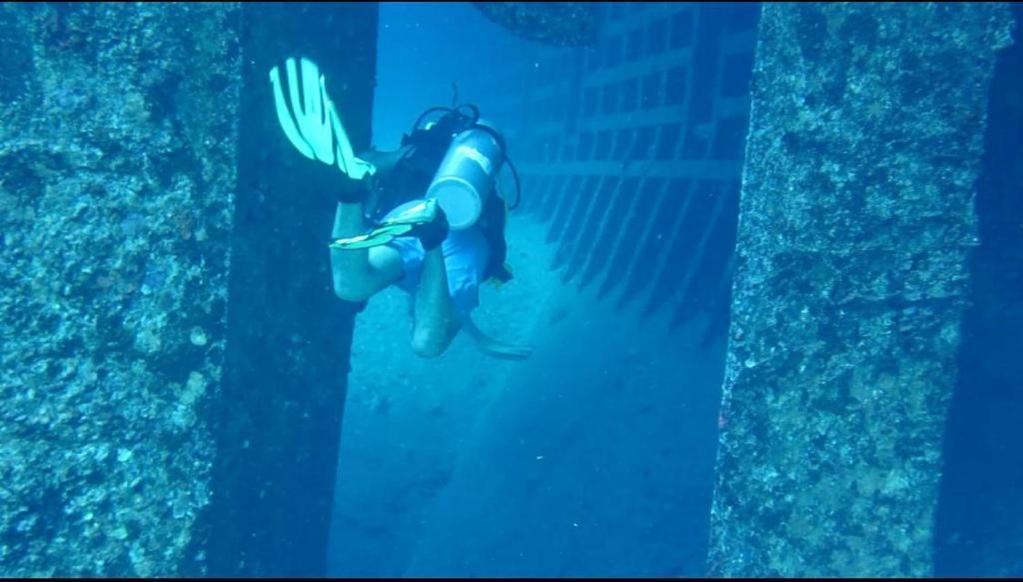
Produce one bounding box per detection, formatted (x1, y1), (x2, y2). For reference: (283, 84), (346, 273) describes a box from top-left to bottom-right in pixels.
(472, 2), (598, 47)
(708, 3), (1015, 577)
(0, 2), (378, 577)
(0, 3), (240, 576)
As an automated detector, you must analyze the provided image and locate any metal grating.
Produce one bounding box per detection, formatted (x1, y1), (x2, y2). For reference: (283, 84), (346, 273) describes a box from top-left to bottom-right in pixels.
(484, 2), (759, 331)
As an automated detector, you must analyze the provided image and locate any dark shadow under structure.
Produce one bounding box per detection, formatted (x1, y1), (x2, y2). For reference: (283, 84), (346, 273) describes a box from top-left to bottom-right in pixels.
(190, 3), (377, 577)
(934, 3), (1023, 577)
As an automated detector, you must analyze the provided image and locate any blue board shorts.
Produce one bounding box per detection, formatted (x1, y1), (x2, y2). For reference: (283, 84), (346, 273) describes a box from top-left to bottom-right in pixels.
(381, 200), (490, 319)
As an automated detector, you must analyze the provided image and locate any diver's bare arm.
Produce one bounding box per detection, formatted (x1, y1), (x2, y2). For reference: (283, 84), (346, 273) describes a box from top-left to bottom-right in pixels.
(410, 247), (460, 357)
(330, 202), (401, 302)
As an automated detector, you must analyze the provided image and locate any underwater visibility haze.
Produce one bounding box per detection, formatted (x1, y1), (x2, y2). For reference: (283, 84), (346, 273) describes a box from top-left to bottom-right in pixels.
(0, 1), (1021, 578)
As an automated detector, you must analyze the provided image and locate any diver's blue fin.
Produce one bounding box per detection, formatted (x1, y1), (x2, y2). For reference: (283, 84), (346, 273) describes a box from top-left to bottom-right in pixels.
(269, 57), (376, 180)
(329, 200), (440, 251)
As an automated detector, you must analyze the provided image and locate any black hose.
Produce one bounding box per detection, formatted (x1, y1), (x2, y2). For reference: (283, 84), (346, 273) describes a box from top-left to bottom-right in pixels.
(456, 103), (481, 125)
(411, 106), (455, 132)
(411, 104), (479, 133)
(503, 154), (523, 210)
(470, 123), (522, 211)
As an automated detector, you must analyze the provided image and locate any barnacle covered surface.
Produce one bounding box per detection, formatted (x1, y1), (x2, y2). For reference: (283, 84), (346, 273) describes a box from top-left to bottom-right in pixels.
(708, 3), (1014, 577)
(0, 3), (239, 576)
(473, 2), (598, 47)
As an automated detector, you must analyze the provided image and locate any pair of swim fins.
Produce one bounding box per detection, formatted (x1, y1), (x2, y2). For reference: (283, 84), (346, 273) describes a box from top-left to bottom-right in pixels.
(328, 199), (439, 251)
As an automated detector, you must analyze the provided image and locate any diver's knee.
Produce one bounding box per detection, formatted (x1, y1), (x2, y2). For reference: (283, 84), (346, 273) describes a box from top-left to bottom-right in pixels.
(332, 276), (372, 303)
(410, 332), (446, 359)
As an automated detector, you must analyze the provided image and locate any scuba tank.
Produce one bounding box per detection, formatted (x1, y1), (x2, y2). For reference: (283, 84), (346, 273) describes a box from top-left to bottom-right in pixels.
(426, 121), (504, 231)
(398, 104), (522, 227)
(365, 104), (521, 283)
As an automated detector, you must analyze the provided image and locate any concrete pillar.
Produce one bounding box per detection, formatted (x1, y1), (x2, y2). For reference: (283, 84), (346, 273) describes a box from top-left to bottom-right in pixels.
(0, 3), (377, 577)
(709, 3), (1014, 577)
(195, 3), (376, 578)
(0, 4), (240, 576)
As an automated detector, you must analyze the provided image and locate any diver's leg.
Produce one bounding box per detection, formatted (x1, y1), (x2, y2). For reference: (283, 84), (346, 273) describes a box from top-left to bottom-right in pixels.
(330, 201), (403, 302)
(410, 246), (460, 357)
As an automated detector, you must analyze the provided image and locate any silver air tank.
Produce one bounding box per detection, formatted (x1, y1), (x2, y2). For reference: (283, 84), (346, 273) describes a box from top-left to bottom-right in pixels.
(426, 121), (504, 231)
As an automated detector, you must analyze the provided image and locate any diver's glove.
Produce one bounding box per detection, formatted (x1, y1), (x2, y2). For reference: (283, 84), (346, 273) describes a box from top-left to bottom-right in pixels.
(331, 169), (373, 204)
(412, 203), (449, 252)
(296, 138), (373, 204)
(269, 57), (376, 183)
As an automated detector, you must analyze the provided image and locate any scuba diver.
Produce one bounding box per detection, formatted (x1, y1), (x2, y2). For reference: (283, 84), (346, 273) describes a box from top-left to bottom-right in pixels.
(270, 57), (533, 360)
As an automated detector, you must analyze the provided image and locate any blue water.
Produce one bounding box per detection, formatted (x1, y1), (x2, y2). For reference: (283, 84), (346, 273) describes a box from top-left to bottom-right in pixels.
(327, 2), (1023, 578)
(329, 3), (740, 576)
